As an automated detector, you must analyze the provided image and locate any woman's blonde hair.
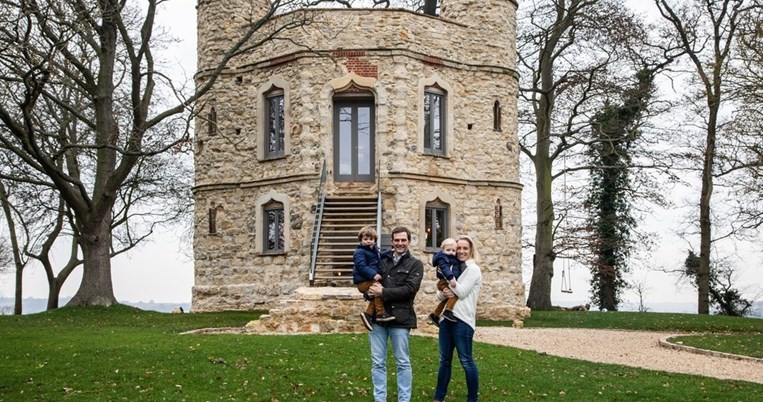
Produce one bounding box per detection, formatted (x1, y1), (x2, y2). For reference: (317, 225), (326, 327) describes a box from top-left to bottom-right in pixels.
(457, 235), (479, 261)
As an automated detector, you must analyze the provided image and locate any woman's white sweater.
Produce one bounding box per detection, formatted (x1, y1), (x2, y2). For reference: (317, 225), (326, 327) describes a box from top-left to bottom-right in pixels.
(436, 259), (482, 331)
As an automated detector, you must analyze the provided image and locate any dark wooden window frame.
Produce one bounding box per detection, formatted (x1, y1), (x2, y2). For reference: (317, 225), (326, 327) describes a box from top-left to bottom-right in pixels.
(264, 88), (285, 159)
(424, 86), (446, 156)
(425, 200), (449, 250)
(263, 201), (285, 254)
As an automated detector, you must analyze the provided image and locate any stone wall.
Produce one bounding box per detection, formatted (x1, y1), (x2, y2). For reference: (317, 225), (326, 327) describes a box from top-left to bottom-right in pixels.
(192, 0), (529, 321)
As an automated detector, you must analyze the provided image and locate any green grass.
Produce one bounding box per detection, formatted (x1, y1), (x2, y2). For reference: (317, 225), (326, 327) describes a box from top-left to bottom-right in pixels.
(515, 310), (763, 333)
(668, 334), (763, 359)
(1, 306), (762, 401)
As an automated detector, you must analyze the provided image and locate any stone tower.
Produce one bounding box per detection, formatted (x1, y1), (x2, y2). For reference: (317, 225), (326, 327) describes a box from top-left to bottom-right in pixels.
(192, 0), (528, 321)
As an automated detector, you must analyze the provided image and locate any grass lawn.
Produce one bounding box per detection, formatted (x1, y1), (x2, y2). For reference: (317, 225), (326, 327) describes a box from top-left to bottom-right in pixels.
(668, 334), (763, 359)
(0, 305), (761, 401)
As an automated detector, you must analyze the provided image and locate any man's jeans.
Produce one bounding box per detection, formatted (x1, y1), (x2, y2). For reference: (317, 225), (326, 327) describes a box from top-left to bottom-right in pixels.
(434, 319), (479, 402)
(369, 324), (412, 402)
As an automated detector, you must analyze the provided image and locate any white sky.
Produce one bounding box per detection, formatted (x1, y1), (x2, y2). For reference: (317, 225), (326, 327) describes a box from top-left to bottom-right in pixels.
(1, 1), (760, 313)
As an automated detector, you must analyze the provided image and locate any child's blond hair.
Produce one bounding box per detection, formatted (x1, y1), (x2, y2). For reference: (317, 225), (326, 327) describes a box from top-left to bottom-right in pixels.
(440, 238), (457, 249)
(357, 225), (378, 242)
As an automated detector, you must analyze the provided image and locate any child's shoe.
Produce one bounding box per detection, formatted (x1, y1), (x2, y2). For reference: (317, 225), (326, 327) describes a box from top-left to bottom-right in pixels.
(428, 313), (440, 327)
(442, 310), (457, 322)
(375, 312), (396, 322)
(360, 312), (374, 331)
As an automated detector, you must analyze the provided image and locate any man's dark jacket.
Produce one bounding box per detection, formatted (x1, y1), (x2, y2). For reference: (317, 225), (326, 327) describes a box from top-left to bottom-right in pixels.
(377, 249), (424, 328)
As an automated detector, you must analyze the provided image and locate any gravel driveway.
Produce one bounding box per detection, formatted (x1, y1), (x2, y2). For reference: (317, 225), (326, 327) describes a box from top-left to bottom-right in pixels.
(474, 327), (763, 384)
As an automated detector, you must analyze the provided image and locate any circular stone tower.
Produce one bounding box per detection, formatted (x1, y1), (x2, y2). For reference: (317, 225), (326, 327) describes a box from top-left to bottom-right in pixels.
(192, 0), (528, 321)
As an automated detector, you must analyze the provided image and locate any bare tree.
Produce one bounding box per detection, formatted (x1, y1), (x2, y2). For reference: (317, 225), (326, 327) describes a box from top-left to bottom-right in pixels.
(518, 0), (669, 309)
(683, 250), (756, 316)
(0, 0), (335, 307)
(630, 275), (651, 312)
(0, 179), (30, 314)
(724, 4), (763, 233)
(655, 0), (763, 314)
(0, 236), (10, 270)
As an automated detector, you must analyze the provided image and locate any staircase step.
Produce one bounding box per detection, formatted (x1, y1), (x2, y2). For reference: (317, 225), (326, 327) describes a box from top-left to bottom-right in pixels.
(309, 196), (380, 287)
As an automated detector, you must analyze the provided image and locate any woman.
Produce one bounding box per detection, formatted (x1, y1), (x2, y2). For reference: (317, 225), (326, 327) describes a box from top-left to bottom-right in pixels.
(433, 235), (483, 402)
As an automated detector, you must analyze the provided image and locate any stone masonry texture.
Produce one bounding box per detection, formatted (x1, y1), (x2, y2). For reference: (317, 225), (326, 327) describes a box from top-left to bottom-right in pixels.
(193, 0), (530, 322)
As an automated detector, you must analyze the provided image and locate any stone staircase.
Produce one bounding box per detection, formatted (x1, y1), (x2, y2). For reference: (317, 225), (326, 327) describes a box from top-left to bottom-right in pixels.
(311, 195), (378, 287)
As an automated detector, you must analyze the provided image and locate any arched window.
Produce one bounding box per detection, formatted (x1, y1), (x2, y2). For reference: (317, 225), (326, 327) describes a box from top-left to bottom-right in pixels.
(264, 87), (285, 158)
(425, 198), (450, 249)
(263, 200), (285, 253)
(424, 86), (447, 156)
(493, 100), (502, 131)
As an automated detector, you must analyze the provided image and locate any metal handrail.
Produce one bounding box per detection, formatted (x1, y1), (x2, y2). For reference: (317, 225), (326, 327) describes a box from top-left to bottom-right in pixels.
(308, 160), (328, 286)
(376, 190), (382, 243)
(376, 162), (382, 240)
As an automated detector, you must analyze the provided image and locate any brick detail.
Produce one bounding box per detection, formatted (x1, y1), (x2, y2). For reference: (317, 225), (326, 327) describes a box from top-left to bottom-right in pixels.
(332, 50), (366, 57)
(423, 55), (445, 66)
(342, 54), (378, 78)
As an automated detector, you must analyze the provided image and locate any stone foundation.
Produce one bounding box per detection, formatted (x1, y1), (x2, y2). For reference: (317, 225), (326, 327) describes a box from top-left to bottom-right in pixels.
(244, 287), (529, 334)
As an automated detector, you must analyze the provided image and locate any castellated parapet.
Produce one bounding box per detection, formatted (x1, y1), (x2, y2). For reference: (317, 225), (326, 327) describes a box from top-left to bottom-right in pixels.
(192, 0), (529, 328)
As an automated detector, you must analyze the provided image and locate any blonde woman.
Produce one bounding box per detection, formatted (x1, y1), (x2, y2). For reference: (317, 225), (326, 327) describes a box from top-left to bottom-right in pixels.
(433, 235), (482, 402)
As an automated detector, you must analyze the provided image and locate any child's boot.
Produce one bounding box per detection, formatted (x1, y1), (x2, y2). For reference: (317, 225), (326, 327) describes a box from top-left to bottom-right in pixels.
(375, 311), (396, 322)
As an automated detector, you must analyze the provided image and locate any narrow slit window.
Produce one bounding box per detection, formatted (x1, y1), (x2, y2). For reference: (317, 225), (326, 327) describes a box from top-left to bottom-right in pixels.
(208, 106), (217, 136)
(493, 100), (502, 131)
(208, 208), (217, 234)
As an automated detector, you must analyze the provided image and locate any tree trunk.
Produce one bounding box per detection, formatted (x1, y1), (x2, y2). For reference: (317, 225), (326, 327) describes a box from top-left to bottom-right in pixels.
(14, 260), (22, 315)
(697, 111), (717, 315)
(0, 182), (24, 315)
(527, 149), (555, 310)
(67, 216), (117, 306)
(47, 281), (63, 310)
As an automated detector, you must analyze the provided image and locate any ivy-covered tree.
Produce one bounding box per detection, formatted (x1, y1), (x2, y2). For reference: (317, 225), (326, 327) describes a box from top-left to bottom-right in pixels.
(584, 69), (655, 311)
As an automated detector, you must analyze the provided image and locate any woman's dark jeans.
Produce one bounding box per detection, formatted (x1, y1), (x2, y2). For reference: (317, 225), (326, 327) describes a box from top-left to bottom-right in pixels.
(433, 319), (479, 401)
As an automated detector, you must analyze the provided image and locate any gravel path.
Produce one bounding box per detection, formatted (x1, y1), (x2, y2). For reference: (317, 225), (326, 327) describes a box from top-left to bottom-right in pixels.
(474, 327), (763, 384)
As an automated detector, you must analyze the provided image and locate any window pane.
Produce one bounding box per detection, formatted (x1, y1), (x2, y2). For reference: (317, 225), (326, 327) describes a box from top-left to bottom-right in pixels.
(358, 106), (371, 175)
(435, 208), (445, 247)
(425, 208), (433, 248)
(432, 94), (442, 152)
(266, 209), (277, 251)
(277, 209), (285, 251)
(423, 94), (431, 150)
(265, 207), (285, 252)
(276, 95), (284, 153)
(267, 95), (284, 156)
(339, 107), (352, 175)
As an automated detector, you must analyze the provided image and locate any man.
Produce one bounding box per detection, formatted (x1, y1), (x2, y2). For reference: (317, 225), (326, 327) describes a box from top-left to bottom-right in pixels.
(366, 226), (423, 402)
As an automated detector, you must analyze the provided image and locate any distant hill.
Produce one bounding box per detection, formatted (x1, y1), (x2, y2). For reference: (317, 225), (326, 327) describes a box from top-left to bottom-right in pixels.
(0, 298), (190, 315)
(1, 298), (760, 318)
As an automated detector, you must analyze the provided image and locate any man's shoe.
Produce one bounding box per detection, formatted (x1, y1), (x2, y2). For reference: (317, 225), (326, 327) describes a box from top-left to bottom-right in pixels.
(428, 313), (440, 327)
(442, 310), (457, 322)
(360, 312), (374, 331)
(375, 312), (396, 322)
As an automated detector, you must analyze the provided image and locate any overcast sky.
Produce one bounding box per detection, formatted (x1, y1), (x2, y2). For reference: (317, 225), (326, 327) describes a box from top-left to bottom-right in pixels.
(1, 1), (760, 314)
